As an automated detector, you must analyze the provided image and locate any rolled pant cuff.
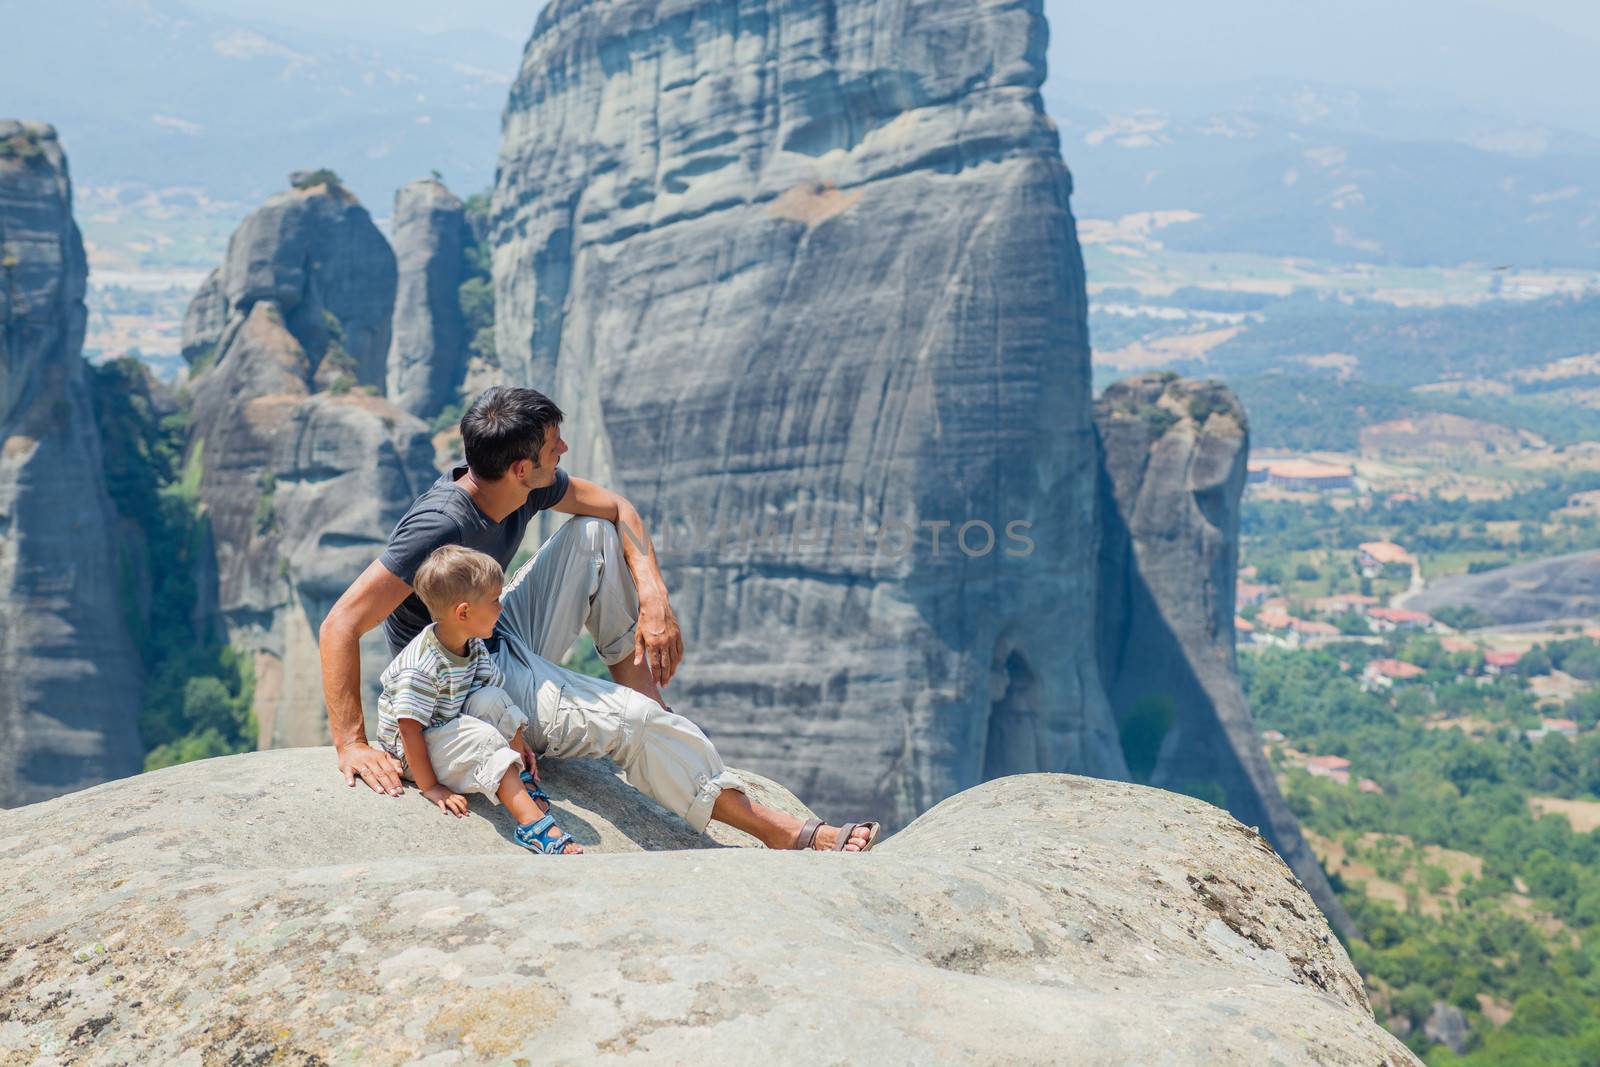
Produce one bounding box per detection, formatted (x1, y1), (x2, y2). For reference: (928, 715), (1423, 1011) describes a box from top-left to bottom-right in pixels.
(684, 769), (745, 834)
(597, 626), (638, 667)
(473, 747), (525, 806)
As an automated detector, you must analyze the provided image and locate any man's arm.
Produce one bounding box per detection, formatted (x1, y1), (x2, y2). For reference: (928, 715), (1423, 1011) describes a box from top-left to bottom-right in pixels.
(551, 475), (683, 686)
(319, 559), (414, 795)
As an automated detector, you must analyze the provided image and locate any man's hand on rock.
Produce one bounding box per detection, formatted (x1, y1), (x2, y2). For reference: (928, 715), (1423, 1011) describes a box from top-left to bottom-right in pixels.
(339, 742), (404, 797)
(635, 596), (684, 688)
(422, 784), (469, 818)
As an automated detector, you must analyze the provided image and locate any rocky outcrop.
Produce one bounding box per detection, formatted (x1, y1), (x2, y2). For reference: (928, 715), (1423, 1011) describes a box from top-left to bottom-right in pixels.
(1409, 547), (1600, 626)
(1424, 1001), (1471, 1054)
(182, 179), (437, 748)
(0, 121), (142, 807)
(182, 176), (397, 391)
(179, 266), (224, 368)
(491, 0), (1123, 827)
(0, 750), (1417, 1065)
(1094, 372), (1353, 937)
(385, 178), (475, 419)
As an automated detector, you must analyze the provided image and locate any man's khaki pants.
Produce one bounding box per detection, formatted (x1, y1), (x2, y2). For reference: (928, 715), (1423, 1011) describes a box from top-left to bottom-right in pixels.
(491, 516), (743, 832)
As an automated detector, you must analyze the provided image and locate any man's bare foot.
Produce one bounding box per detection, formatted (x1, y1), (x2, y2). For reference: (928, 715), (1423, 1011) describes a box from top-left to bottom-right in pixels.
(805, 823), (874, 852)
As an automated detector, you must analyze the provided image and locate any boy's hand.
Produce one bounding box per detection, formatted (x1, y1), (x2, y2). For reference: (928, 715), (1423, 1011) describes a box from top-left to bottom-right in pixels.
(422, 784), (468, 818)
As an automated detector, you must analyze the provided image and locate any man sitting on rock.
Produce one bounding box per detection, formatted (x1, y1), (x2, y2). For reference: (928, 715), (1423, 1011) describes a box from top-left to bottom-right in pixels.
(320, 385), (879, 852)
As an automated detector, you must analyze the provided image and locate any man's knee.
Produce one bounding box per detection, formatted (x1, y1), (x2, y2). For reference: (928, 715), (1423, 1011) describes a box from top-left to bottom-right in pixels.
(558, 514), (615, 557)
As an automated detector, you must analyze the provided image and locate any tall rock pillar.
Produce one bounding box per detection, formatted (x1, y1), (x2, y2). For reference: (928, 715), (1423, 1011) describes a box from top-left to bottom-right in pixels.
(386, 178), (475, 419)
(0, 121), (143, 806)
(1095, 372), (1354, 936)
(491, 0), (1125, 825)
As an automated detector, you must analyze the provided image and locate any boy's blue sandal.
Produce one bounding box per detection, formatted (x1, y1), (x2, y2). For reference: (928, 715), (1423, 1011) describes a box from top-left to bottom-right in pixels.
(519, 769), (550, 807)
(514, 771), (576, 854)
(514, 812), (577, 855)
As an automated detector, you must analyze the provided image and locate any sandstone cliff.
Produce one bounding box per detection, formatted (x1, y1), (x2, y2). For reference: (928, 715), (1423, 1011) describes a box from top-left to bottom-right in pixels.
(180, 177), (437, 748)
(386, 177), (476, 419)
(0, 121), (142, 807)
(491, 0), (1123, 827)
(0, 749), (1417, 1065)
(1094, 372), (1353, 937)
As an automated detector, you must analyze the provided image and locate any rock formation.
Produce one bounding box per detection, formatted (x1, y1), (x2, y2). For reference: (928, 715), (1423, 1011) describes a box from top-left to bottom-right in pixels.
(182, 175), (396, 388)
(386, 177), (475, 419)
(1410, 547), (1600, 626)
(180, 176), (437, 748)
(491, 0), (1123, 827)
(1095, 372), (1353, 936)
(0, 750), (1418, 1065)
(0, 121), (143, 807)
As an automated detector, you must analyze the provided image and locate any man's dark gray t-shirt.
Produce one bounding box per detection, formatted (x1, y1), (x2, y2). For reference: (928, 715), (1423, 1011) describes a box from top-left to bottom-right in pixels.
(379, 463), (570, 656)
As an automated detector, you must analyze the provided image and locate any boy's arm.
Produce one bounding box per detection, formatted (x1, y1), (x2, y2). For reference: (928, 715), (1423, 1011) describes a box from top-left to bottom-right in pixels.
(396, 720), (468, 817)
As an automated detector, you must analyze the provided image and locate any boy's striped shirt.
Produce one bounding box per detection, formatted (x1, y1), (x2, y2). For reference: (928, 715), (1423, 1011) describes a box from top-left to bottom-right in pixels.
(376, 624), (501, 759)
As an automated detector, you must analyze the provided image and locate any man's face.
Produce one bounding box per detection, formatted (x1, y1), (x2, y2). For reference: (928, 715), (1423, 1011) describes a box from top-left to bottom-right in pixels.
(514, 423), (567, 488)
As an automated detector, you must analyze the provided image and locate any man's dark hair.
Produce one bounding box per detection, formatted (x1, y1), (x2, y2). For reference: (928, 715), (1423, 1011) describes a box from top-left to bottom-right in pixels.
(460, 386), (564, 480)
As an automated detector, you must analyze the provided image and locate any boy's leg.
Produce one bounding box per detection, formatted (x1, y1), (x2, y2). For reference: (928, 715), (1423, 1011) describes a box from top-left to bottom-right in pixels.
(497, 515), (641, 669)
(421, 717), (524, 804)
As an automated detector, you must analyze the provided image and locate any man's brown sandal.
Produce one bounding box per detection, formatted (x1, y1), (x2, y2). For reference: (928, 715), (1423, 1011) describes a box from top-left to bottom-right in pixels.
(792, 818), (881, 852)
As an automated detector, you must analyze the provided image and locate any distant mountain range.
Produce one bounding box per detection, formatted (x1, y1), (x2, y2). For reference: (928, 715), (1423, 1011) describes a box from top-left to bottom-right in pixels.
(0, 0), (521, 204)
(1052, 80), (1600, 269)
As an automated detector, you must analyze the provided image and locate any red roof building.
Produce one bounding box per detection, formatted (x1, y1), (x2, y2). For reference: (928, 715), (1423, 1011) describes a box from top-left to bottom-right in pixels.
(1484, 649), (1523, 672)
(1368, 607), (1433, 630)
(1306, 755), (1352, 784)
(1370, 658), (1426, 679)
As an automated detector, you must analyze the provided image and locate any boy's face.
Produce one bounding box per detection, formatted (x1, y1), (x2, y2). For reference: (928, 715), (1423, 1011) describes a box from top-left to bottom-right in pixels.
(453, 583), (503, 640)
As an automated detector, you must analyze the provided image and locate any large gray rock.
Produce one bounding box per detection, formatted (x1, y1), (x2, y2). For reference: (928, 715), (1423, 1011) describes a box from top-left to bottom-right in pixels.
(491, 0), (1123, 829)
(179, 266), (224, 368)
(0, 121), (142, 807)
(198, 176), (397, 391)
(1095, 372), (1353, 938)
(386, 177), (475, 419)
(183, 186), (437, 747)
(1424, 1001), (1471, 1054)
(1409, 547), (1600, 626)
(0, 749), (1417, 1065)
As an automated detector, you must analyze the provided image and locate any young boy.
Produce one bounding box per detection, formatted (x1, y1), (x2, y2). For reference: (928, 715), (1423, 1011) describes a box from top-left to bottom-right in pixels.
(376, 544), (582, 855)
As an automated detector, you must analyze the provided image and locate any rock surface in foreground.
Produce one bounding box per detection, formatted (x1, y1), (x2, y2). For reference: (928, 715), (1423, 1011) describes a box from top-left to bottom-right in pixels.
(0, 749), (1416, 1065)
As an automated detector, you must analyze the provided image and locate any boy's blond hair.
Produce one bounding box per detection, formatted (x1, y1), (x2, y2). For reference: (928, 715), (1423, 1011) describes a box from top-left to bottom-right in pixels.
(412, 545), (504, 619)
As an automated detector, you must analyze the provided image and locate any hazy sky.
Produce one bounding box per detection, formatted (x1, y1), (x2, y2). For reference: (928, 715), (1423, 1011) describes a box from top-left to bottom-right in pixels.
(179, 0), (1600, 136)
(186, 0), (1600, 47)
